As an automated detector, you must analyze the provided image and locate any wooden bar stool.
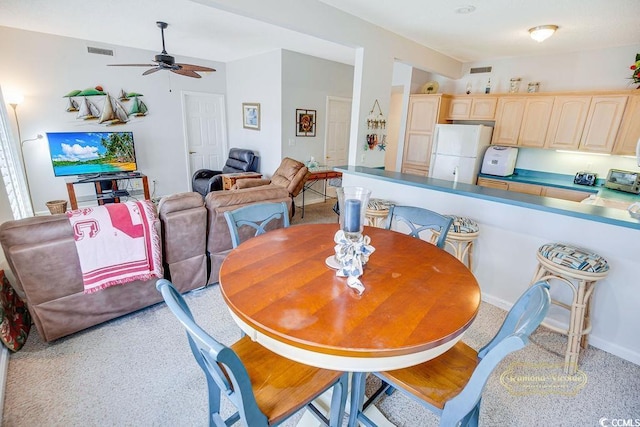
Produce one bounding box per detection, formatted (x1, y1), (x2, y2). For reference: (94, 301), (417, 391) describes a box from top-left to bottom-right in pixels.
(365, 199), (392, 228)
(431, 215), (480, 270)
(530, 243), (609, 375)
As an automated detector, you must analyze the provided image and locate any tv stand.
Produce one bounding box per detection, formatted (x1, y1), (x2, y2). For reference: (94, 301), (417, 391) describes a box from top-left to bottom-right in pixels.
(76, 174), (101, 183)
(65, 174), (150, 210)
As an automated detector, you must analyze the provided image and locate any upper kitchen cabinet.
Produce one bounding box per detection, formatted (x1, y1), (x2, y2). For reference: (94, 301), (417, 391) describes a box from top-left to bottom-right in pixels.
(401, 94), (451, 176)
(492, 96), (554, 148)
(519, 97), (555, 148)
(545, 96), (591, 150)
(491, 97), (525, 146)
(579, 96), (628, 153)
(546, 95), (628, 153)
(613, 93), (640, 155)
(446, 95), (497, 120)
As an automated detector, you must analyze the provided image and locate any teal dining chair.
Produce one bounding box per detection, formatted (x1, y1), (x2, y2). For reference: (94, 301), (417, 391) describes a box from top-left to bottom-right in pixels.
(384, 205), (454, 248)
(224, 201), (290, 248)
(353, 281), (551, 427)
(156, 279), (348, 427)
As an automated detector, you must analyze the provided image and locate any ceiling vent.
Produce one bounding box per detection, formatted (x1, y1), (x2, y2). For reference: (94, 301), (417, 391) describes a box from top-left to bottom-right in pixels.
(87, 46), (114, 56)
(469, 66), (492, 74)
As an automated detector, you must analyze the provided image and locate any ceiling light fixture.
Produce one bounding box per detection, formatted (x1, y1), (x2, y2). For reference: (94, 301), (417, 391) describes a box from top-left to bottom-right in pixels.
(529, 25), (558, 43)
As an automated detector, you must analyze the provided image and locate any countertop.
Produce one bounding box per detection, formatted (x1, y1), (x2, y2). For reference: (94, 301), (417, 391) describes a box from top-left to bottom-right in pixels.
(335, 166), (640, 230)
(478, 168), (640, 203)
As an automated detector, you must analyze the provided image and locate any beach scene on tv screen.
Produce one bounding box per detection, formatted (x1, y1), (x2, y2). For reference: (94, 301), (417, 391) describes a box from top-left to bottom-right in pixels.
(47, 132), (137, 176)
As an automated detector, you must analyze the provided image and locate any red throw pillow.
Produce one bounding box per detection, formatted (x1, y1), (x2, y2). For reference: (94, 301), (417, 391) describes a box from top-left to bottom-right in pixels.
(0, 270), (31, 351)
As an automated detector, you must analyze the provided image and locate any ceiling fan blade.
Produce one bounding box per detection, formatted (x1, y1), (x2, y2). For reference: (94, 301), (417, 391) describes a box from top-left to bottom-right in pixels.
(177, 63), (216, 72)
(108, 22), (214, 80)
(142, 67), (162, 76)
(109, 63), (156, 67)
(171, 68), (202, 78)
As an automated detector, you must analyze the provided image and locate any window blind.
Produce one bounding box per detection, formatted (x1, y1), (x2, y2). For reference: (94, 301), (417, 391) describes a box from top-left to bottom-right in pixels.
(0, 87), (31, 219)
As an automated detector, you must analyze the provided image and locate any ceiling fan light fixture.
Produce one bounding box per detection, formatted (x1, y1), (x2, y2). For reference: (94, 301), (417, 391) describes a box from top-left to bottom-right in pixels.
(108, 21), (215, 78)
(529, 25), (558, 43)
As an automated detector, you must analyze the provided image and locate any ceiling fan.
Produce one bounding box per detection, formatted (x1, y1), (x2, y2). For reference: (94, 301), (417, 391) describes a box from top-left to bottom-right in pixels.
(109, 21), (216, 78)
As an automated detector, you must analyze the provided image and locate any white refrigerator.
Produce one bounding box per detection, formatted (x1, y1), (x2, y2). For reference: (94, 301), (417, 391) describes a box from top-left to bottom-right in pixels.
(428, 124), (493, 184)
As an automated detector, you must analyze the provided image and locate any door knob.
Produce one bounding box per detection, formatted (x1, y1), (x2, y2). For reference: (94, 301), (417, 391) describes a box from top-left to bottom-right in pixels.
(189, 151), (196, 154)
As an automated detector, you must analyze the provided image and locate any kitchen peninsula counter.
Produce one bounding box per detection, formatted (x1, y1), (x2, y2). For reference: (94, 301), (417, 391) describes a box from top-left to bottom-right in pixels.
(336, 165), (640, 367)
(337, 166), (640, 230)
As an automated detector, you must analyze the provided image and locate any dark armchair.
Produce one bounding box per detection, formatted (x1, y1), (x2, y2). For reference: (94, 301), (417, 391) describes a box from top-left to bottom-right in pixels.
(191, 148), (259, 197)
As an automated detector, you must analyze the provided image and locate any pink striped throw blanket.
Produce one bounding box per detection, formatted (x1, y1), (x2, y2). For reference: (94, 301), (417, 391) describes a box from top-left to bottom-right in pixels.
(67, 200), (163, 294)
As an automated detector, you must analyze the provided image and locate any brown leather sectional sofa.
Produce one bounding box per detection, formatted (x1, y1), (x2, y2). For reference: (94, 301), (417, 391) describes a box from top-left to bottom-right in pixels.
(0, 184), (291, 342)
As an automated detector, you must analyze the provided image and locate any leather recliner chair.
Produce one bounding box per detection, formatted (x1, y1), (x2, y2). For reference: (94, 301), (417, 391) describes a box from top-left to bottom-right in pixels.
(192, 148), (259, 197)
(232, 157), (310, 215)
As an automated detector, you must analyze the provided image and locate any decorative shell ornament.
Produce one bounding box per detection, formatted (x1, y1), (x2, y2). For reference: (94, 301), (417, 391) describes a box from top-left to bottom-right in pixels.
(420, 81), (440, 94)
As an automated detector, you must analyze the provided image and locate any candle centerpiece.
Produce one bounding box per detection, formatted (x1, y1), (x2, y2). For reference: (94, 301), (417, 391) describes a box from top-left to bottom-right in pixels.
(336, 186), (371, 240)
(335, 187), (374, 294)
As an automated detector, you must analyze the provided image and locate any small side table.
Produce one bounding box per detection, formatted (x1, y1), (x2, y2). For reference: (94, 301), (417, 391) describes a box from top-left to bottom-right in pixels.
(221, 172), (262, 190)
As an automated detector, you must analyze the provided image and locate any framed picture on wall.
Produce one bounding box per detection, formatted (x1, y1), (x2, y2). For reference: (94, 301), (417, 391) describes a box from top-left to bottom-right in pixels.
(296, 109), (316, 137)
(242, 103), (260, 130)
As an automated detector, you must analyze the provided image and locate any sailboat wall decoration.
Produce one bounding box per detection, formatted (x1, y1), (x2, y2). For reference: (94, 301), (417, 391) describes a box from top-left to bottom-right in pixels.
(129, 96), (148, 117)
(63, 86), (149, 126)
(99, 93), (129, 124)
(76, 97), (100, 120)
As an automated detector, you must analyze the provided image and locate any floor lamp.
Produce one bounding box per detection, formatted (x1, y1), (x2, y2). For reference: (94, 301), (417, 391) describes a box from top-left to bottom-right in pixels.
(9, 99), (41, 216)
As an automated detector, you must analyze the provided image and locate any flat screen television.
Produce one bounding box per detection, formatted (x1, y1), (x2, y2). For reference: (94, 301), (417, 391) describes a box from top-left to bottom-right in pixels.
(46, 131), (137, 177)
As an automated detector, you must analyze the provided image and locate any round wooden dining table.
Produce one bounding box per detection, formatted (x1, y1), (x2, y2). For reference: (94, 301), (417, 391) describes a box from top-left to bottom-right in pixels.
(219, 223), (481, 426)
(219, 223), (481, 371)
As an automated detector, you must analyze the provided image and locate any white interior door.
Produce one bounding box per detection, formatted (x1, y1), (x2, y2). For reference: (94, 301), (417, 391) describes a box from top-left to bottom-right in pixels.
(325, 96), (351, 168)
(182, 92), (227, 186)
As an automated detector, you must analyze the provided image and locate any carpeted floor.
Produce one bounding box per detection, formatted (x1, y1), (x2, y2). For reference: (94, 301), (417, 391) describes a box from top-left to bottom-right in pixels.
(4, 201), (639, 426)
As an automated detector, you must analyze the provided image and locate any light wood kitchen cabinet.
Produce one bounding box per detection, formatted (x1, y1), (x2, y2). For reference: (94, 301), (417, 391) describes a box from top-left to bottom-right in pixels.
(545, 95), (627, 152)
(613, 94), (640, 155)
(542, 186), (591, 202)
(491, 97), (526, 146)
(519, 97), (554, 148)
(579, 96), (628, 153)
(477, 177), (591, 201)
(545, 96), (591, 150)
(507, 182), (543, 196)
(492, 96), (554, 148)
(447, 96), (497, 120)
(478, 177), (541, 195)
(477, 177), (508, 190)
(401, 94), (451, 176)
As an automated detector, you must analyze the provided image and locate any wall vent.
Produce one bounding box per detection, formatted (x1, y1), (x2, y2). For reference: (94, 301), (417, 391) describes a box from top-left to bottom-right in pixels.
(87, 46), (114, 56)
(469, 66), (492, 74)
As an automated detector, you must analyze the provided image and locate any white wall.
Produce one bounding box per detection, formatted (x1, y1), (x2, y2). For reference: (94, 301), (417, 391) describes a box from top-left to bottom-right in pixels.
(389, 62), (413, 172)
(411, 44), (640, 95)
(225, 49), (354, 178)
(226, 50), (283, 176)
(281, 50), (354, 165)
(0, 26), (226, 213)
(515, 148), (639, 178)
(457, 44), (640, 94)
